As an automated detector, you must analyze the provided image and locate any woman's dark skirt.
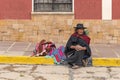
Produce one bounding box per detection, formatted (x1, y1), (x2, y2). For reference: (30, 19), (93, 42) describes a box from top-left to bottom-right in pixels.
(66, 50), (85, 66)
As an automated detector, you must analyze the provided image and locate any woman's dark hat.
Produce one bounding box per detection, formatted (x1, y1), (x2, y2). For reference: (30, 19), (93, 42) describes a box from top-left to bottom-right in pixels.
(74, 24), (86, 29)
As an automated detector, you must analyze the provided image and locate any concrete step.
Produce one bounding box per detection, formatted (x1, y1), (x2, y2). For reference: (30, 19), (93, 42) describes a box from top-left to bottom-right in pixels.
(0, 56), (54, 65)
(0, 56), (120, 66)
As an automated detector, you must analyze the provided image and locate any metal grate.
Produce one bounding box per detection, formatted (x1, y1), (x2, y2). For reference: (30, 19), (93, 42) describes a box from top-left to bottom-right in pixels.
(34, 0), (72, 12)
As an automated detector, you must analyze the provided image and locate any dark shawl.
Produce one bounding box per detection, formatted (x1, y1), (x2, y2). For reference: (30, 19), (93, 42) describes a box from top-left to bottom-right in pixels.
(65, 33), (91, 58)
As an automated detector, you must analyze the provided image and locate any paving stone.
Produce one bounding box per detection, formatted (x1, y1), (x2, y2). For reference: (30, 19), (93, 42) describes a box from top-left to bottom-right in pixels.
(13, 66), (33, 72)
(13, 64), (34, 67)
(0, 47), (9, 51)
(0, 72), (20, 80)
(31, 73), (69, 80)
(74, 78), (94, 80)
(90, 67), (108, 72)
(0, 79), (7, 80)
(26, 43), (36, 51)
(110, 67), (120, 72)
(93, 72), (110, 78)
(73, 67), (90, 74)
(16, 73), (34, 80)
(110, 72), (119, 76)
(3, 51), (25, 56)
(0, 51), (5, 54)
(12, 65), (33, 72)
(0, 70), (11, 73)
(73, 74), (93, 78)
(9, 46), (27, 51)
(34, 65), (69, 74)
(73, 67), (108, 74)
(112, 73), (120, 79)
(0, 72), (34, 80)
(0, 65), (10, 69)
(23, 51), (32, 56)
(106, 78), (120, 80)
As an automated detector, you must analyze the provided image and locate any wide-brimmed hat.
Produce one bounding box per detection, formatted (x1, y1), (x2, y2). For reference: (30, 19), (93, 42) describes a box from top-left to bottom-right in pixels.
(74, 24), (86, 29)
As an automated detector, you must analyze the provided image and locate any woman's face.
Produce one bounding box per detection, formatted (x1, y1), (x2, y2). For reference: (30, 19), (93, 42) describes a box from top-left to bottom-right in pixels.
(77, 29), (84, 35)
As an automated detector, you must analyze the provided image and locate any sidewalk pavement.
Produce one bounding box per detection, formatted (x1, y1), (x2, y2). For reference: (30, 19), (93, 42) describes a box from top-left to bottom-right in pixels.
(0, 64), (120, 80)
(0, 41), (120, 57)
(0, 41), (120, 66)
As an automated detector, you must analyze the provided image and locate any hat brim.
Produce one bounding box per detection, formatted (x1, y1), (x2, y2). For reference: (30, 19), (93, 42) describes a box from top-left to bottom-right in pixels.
(74, 27), (87, 29)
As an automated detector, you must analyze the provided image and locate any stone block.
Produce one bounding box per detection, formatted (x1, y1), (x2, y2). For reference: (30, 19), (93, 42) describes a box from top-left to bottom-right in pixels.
(112, 20), (118, 26)
(32, 73), (69, 80)
(52, 29), (59, 35)
(106, 36), (112, 40)
(2, 36), (11, 41)
(110, 68), (120, 72)
(112, 73), (120, 79)
(64, 31), (71, 34)
(0, 21), (7, 26)
(92, 26), (101, 33)
(106, 78), (120, 80)
(84, 22), (90, 28)
(34, 65), (69, 74)
(74, 78), (94, 80)
(74, 74), (92, 78)
(93, 72), (110, 78)
(67, 19), (73, 26)
(110, 40), (117, 44)
(114, 30), (119, 37)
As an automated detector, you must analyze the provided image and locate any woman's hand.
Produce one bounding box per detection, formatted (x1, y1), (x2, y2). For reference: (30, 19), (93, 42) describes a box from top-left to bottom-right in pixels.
(75, 45), (83, 51)
(82, 47), (87, 50)
(70, 45), (86, 51)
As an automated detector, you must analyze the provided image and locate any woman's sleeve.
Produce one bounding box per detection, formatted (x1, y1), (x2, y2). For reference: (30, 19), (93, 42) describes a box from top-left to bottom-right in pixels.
(66, 37), (72, 48)
(64, 36), (73, 54)
(65, 36), (77, 54)
(85, 36), (91, 45)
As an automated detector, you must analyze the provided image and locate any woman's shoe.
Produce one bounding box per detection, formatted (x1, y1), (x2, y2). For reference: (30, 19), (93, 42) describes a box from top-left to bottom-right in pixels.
(68, 63), (74, 68)
(82, 59), (88, 67)
(71, 65), (80, 69)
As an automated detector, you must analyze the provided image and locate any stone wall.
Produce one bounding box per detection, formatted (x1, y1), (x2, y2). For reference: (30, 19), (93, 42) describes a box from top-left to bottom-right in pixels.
(75, 20), (120, 44)
(0, 14), (120, 44)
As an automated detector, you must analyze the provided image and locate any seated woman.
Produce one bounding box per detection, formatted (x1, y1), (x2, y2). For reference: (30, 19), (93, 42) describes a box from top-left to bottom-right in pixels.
(65, 23), (91, 69)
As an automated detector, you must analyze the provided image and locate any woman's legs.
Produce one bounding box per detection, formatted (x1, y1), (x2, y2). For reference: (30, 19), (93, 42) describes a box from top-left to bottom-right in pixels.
(74, 50), (85, 66)
(66, 50), (85, 67)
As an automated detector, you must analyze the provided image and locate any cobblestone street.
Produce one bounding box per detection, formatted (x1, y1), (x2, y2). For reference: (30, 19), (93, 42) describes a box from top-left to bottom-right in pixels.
(0, 64), (120, 80)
